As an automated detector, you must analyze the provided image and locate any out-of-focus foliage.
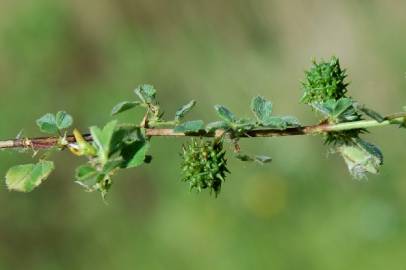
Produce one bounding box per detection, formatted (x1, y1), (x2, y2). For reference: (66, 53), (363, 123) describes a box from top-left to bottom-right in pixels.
(0, 0), (406, 269)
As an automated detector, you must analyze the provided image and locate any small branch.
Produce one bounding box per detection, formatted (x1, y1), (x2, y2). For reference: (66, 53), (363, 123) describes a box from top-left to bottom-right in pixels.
(0, 114), (404, 150)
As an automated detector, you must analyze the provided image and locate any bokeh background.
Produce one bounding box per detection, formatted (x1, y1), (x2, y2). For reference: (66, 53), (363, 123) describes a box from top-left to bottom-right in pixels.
(0, 1), (405, 269)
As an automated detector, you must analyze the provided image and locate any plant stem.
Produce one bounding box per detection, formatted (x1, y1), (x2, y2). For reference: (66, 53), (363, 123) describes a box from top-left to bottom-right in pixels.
(0, 114), (404, 150)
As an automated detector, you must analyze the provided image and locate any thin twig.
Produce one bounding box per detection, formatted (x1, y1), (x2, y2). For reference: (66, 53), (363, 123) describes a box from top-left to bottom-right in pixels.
(0, 114), (404, 150)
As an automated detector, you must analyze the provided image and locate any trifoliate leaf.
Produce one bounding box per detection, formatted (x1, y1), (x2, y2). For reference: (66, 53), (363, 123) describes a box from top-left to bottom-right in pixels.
(134, 84), (156, 103)
(251, 96), (273, 124)
(75, 165), (98, 181)
(90, 120), (117, 164)
(120, 141), (150, 168)
(312, 98), (360, 122)
(206, 121), (230, 132)
(6, 160), (55, 192)
(174, 120), (204, 133)
(175, 100), (196, 121)
(214, 105), (236, 123)
(111, 101), (141, 116)
(36, 113), (58, 134)
(56, 111), (73, 130)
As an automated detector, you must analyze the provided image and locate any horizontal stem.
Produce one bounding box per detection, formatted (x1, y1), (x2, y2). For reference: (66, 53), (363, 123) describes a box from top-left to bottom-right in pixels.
(0, 114), (404, 150)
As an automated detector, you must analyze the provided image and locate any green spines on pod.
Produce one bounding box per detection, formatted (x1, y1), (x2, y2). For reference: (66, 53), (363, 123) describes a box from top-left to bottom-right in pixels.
(180, 138), (230, 196)
(301, 56), (349, 104)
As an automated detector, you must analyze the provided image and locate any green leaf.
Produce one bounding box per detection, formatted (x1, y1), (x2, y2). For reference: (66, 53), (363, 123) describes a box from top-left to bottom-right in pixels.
(6, 160), (55, 192)
(263, 116), (288, 129)
(214, 105), (236, 123)
(331, 98), (354, 118)
(175, 100), (196, 121)
(134, 84), (156, 103)
(90, 120), (117, 164)
(205, 121), (230, 132)
(174, 120), (204, 133)
(103, 158), (124, 173)
(36, 113), (58, 134)
(110, 126), (145, 155)
(234, 118), (257, 131)
(56, 111), (73, 130)
(356, 105), (385, 122)
(251, 96), (273, 124)
(120, 141), (150, 168)
(337, 138), (383, 179)
(281, 116), (301, 127)
(75, 165), (98, 181)
(75, 172), (104, 191)
(111, 101), (141, 116)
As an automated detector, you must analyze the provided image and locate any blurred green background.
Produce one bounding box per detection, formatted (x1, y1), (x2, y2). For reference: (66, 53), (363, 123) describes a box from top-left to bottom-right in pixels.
(0, 1), (405, 269)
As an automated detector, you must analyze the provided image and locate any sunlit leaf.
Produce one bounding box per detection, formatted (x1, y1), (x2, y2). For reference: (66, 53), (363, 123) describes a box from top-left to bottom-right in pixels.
(90, 120), (117, 164)
(6, 160), (55, 192)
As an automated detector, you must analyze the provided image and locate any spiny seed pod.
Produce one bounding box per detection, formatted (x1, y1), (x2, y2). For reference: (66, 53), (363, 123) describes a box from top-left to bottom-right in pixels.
(301, 56), (349, 104)
(180, 138), (229, 196)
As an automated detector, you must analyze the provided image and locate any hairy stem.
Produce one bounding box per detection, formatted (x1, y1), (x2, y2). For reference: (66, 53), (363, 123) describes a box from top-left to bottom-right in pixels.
(0, 114), (404, 150)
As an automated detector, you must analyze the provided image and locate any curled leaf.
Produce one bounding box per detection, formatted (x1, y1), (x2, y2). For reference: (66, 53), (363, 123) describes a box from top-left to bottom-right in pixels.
(134, 84), (156, 103)
(214, 105), (236, 123)
(175, 100), (196, 121)
(355, 104), (385, 122)
(111, 101), (141, 116)
(337, 138), (383, 179)
(254, 155), (272, 164)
